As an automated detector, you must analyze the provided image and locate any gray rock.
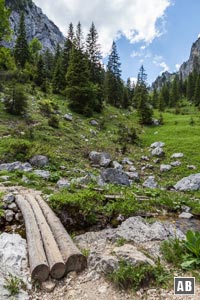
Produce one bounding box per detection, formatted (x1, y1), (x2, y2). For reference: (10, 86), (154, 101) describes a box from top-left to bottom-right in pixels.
(0, 176), (10, 181)
(152, 119), (160, 126)
(57, 178), (70, 189)
(3, 194), (15, 204)
(129, 166), (137, 172)
(34, 170), (50, 179)
(0, 233), (29, 300)
(113, 244), (154, 266)
(5, 210), (15, 222)
(143, 176), (158, 189)
(71, 174), (96, 185)
(101, 168), (130, 186)
(41, 280), (56, 293)
(4, 1), (65, 53)
(0, 162), (32, 172)
(115, 216), (185, 243)
(89, 151), (111, 167)
(90, 120), (98, 126)
(122, 158), (133, 165)
(150, 141), (165, 148)
(30, 155), (48, 167)
(160, 164), (172, 172)
(171, 153), (184, 159)
(187, 165), (196, 170)
(141, 156), (150, 161)
(15, 212), (23, 222)
(90, 129), (97, 135)
(64, 114), (73, 121)
(174, 173), (200, 191)
(89, 254), (118, 274)
(112, 161), (123, 170)
(125, 172), (139, 181)
(181, 205), (191, 213)
(170, 161), (181, 167)
(8, 203), (18, 213)
(178, 212), (193, 219)
(151, 147), (165, 157)
(22, 175), (30, 183)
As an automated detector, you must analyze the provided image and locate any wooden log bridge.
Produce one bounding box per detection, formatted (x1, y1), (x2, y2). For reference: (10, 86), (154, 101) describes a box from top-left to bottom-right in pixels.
(15, 192), (87, 282)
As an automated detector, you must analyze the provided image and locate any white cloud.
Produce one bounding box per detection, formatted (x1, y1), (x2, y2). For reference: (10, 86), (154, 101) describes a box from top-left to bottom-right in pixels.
(130, 77), (137, 85)
(198, 33), (200, 39)
(175, 63), (180, 71)
(153, 55), (169, 73)
(131, 51), (142, 58)
(140, 45), (146, 50)
(34, 0), (171, 56)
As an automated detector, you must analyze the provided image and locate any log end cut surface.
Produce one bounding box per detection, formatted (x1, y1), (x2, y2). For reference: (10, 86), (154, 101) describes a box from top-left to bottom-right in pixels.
(32, 264), (50, 282)
(50, 262), (66, 279)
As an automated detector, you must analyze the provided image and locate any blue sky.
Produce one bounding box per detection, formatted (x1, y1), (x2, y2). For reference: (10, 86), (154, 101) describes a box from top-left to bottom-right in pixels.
(117, 0), (200, 84)
(34, 0), (200, 84)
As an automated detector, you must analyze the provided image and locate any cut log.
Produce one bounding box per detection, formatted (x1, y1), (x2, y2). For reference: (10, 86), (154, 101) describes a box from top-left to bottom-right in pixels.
(35, 194), (87, 273)
(15, 195), (49, 282)
(25, 194), (66, 279)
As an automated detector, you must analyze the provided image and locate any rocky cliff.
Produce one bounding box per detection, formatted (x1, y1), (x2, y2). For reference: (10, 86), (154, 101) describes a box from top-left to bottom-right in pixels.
(179, 37), (200, 80)
(4, 0), (65, 52)
(152, 37), (200, 89)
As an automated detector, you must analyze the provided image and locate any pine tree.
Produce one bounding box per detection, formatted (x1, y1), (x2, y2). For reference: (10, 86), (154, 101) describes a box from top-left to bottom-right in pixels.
(152, 87), (158, 108)
(14, 12), (29, 68)
(75, 22), (84, 51)
(169, 75), (180, 107)
(106, 41), (123, 107)
(52, 55), (66, 94)
(62, 23), (74, 74)
(194, 74), (200, 107)
(66, 46), (98, 116)
(187, 72), (194, 101)
(126, 77), (134, 106)
(4, 82), (28, 115)
(35, 55), (47, 91)
(134, 65), (153, 125)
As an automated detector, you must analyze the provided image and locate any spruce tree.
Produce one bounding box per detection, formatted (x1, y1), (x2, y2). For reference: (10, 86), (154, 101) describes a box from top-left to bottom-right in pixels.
(126, 77), (134, 106)
(35, 55), (47, 91)
(194, 74), (200, 107)
(152, 87), (158, 108)
(169, 75), (180, 107)
(75, 22), (84, 51)
(66, 46), (98, 116)
(134, 65), (153, 125)
(106, 41), (123, 107)
(14, 12), (29, 68)
(187, 72), (194, 101)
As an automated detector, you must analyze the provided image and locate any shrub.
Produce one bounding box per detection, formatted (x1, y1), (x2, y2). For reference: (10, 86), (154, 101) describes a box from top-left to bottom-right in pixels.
(4, 83), (28, 115)
(48, 115), (59, 128)
(38, 99), (59, 117)
(118, 125), (139, 145)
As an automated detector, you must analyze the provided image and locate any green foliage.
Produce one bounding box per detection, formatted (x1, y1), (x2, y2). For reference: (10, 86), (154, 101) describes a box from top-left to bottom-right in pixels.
(108, 259), (170, 291)
(0, 0), (11, 42)
(38, 99), (58, 117)
(4, 83), (28, 115)
(48, 115), (59, 128)
(0, 47), (15, 70)
(14, 12), (30, 69)
(29, 37), (42, 64)
(161, 237), (185, 267)
(4, 273), (26, 297)
(116, 238), (127, 247)
(81, 248), (90, 257)
(118, 125), (139, 145)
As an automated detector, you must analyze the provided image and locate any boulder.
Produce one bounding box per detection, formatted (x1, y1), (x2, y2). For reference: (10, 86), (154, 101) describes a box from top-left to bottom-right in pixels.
(113, 244), (154, 266)
(0, 233), (29, 300)
(56, 179), (70, 189)
(112, 161), (123, 170)
(64, 114), (73, 121)
(90, 120), (98, 126)
(5, 210), (15, 222)
(0, 162), (32, 172)
(174, 173), (200, 191)
(3, 194), (15, 204)
(150, 141), (165, 148)
(171, 153), (184, 159)
(160, 164), (172, 172)
(187, 165), (196, 170)
(125, 172), (139, 181)
(101, 168), (130, 186)
(170, 161), (181, 167)
(129, 166), (137, 172)
(141, 156), (149, 161)
(34, 170), (50, 179)
(178, 212), (193, 219)
(89, 151), (111, 167)
(8, 203), (18, 213)
(121, 158), (133, 165)
(151, 147), (164, 157)
(143, 176), (158, 189)
(30, 155), (48, 167)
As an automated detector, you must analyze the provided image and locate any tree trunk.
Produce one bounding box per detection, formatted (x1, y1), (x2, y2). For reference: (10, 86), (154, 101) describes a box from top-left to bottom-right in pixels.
(35, 194), (87, 273)
(25, 194), (66, 279)
(15, 195), (49, 282)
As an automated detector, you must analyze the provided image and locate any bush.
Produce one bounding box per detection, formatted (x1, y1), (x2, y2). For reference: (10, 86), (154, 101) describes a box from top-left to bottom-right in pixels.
(4, 83), (28, 115)
(118, 125), (139, 145)
(48, 115), (59, 128)
(38, 100), (59, 117)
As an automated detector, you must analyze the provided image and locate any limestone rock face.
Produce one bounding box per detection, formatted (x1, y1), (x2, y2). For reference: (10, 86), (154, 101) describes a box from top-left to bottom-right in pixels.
(0, 233), (30, 300)
(4, 0), (65, 52)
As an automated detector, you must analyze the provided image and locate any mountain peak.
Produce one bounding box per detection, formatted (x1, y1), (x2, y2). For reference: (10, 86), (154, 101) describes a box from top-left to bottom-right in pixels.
(4, 0), (65, 52)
